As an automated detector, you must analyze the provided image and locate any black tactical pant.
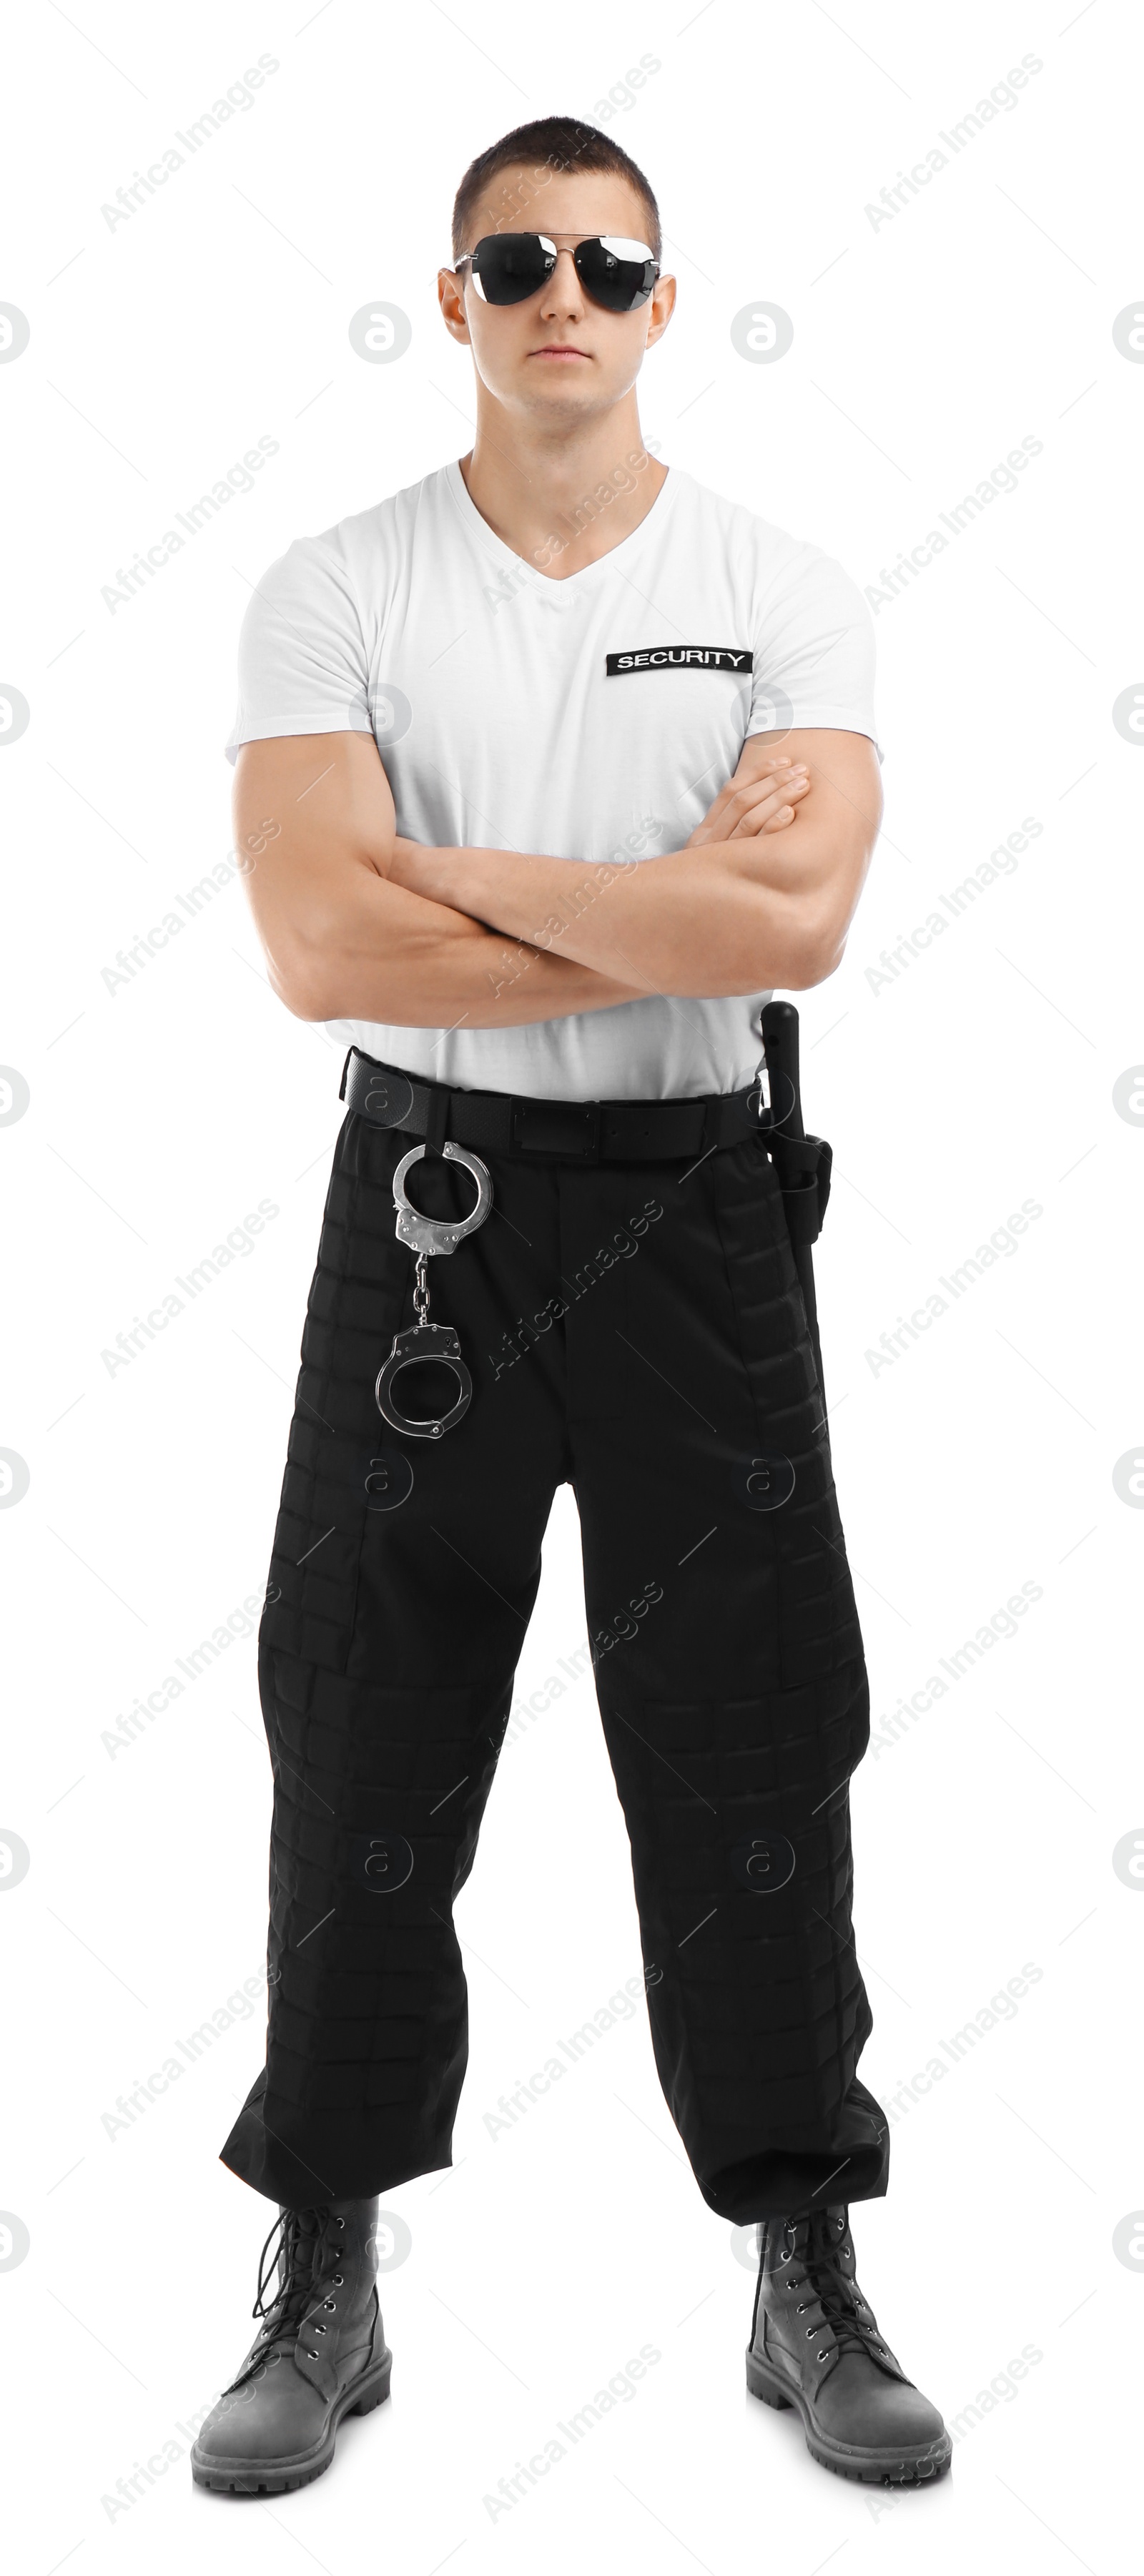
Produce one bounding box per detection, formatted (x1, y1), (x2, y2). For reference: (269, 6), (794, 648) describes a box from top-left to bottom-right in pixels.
(220, 1082), (889, 2224)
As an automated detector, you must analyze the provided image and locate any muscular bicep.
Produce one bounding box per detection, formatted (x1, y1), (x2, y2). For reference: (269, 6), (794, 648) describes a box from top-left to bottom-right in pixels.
(736, 726), (883, 973)
(232, 729), (399, 1007)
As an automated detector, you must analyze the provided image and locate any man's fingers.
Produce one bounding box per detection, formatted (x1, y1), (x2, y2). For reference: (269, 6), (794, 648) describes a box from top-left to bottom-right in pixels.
(710, 760), (805, 813)
(685, 759), (809, 847)
(725, 773), (811, 837)
(733, 773), (808, 810)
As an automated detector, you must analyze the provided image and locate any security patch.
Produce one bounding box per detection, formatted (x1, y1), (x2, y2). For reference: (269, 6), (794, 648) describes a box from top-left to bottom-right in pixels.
(605, 647), (753, 676)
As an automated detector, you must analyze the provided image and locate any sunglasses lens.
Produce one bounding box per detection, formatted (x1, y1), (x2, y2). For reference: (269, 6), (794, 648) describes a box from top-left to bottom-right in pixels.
(469, 234), (554, 305)
(575, 237), (658, 311)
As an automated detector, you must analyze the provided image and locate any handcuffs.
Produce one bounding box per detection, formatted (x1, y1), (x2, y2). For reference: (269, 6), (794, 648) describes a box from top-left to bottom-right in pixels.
(375, 1142), (493, 1439)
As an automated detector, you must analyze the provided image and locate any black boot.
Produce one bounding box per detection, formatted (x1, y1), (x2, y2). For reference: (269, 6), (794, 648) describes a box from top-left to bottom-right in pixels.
(192, 2197), (392, 2494)
(746, 2204), (951, 2485)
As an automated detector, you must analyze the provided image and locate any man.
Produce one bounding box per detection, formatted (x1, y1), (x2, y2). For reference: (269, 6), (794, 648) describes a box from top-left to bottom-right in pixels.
(192, 116), (950, 2497)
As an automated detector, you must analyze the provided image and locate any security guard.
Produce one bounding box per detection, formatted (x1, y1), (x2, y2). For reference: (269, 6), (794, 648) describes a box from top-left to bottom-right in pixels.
(192, 115), (950, 2497)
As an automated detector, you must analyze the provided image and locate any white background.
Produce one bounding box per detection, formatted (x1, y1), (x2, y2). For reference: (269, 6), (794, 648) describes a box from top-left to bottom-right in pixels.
(1, 1), (1140, 2567)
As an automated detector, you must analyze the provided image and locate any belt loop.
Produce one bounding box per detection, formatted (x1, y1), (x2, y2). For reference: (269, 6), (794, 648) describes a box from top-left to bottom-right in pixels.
(423, 1081), (450, 1155)
(338, 1047), (355, 1104)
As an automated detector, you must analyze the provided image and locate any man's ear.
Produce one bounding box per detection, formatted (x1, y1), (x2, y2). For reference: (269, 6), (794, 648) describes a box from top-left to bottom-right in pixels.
(644, 273), (677, 348)
(438, 270), (470, 344)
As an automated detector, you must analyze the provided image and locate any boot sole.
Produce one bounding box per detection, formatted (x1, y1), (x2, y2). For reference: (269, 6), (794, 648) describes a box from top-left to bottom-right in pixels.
(746, 2348), (952, 2487)
(191, 2347), (393, 2495)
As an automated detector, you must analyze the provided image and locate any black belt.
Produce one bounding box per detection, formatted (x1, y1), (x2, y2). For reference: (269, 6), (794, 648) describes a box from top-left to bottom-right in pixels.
(340, 1046), (764, 1166)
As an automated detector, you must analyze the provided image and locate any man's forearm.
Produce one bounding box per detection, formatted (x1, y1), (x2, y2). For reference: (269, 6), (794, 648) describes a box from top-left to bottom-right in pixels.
(297, 863), (646, 1028)
(388, 832), (824, 997)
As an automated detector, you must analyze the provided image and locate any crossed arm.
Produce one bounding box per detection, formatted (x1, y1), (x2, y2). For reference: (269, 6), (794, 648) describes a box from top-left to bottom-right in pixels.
(232, 725), (882, 1028)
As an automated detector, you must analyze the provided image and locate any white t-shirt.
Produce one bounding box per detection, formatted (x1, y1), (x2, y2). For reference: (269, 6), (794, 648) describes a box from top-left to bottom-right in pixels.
(225, 460), (879, 1102)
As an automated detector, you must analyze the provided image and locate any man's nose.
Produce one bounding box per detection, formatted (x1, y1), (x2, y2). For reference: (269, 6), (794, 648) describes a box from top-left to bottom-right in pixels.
(538, 247), (585, 317)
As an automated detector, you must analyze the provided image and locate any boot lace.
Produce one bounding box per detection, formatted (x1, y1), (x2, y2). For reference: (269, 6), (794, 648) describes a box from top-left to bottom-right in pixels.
(781, 2208), (887, 2364)
(250, 2204), (335, 2362)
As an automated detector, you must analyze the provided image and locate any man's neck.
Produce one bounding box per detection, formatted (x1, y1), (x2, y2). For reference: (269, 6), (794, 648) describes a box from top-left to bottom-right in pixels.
(458, 400), (669, 582)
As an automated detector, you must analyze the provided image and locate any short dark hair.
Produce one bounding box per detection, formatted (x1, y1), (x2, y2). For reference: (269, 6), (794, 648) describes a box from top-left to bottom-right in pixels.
(451, 116), (661, 263)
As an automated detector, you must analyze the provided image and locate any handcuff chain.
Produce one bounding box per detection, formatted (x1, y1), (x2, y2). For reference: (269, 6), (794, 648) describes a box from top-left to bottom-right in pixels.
(375, 1141), (493, 1441)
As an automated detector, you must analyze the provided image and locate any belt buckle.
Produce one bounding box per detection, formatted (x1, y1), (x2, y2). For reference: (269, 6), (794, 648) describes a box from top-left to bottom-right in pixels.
(509, 1097), (601, 1163)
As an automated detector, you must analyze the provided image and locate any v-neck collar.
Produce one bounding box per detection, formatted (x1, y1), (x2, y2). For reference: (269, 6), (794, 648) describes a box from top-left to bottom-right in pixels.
(443, 455), (682, 596)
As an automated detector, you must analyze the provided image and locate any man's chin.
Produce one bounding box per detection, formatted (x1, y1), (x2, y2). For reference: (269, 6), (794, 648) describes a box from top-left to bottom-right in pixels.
(513, 378), (614, 425)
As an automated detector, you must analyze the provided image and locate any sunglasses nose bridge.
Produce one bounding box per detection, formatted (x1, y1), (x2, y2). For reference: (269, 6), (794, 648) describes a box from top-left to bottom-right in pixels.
(539, 242), (586, 302)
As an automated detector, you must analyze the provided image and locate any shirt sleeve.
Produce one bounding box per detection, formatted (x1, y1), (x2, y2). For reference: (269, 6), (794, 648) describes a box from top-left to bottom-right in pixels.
(223, 532), (373, 765)
(747, 543), (883, 764)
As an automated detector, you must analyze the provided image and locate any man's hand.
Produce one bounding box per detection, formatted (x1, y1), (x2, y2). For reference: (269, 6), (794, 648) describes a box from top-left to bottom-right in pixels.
(685, 754), (811, 849)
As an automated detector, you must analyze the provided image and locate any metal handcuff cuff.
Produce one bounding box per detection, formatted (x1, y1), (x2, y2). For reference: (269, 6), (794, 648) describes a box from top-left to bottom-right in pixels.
(375, 1143), (493, 1438)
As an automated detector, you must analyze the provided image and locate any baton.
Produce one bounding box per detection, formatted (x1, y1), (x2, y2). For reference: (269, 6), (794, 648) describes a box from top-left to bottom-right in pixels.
(759, 999), (831, 1416)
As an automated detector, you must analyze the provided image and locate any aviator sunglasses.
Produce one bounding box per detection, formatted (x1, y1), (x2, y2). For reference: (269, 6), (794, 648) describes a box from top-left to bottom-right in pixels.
(453, 230), (660, 314)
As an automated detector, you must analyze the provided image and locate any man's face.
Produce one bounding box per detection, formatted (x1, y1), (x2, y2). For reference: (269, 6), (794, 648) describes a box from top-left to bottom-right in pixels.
(439, 166), (675, 424)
